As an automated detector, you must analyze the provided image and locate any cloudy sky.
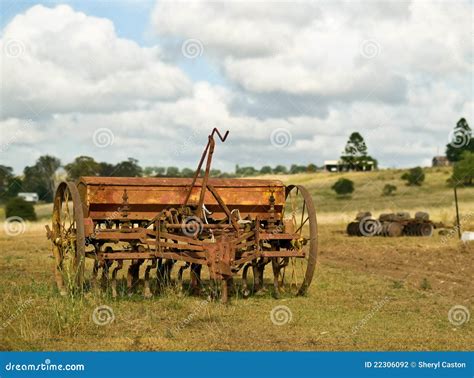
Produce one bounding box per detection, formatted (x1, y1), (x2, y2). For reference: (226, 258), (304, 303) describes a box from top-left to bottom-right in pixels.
(0, 0), (472, 174)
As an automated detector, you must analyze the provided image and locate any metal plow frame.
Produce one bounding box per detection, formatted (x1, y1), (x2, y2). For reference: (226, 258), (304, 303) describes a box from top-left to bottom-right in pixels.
(47, 129), (318, 302)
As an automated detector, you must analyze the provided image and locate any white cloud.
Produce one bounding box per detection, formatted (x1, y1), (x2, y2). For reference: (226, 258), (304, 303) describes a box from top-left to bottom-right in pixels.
(152, 0), (471, 103)
(0, 4), (192, 120)
(0, 2), (472, 175)
(150, 0), (472, 167)
(152, 1), (317, 57)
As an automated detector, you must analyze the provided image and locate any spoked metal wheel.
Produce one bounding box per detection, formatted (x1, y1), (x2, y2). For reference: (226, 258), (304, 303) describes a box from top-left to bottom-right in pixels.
(51, 182), (85, 295)
(273, 185), (318, 296)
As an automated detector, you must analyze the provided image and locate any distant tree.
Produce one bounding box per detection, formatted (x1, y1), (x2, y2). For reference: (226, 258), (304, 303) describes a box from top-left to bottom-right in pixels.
(401, 167), (425, 186)
(5, 197), (37, 221)
(219, 172), (235, 178)
(0, 165), (21, 201)
(210, 169), (221, 177)
(236, 166), (258, 176)
(0, 165), (13, 192)
(307, 164), (317, 173)
(446, 118), (473, 163)
(64, 156), (100, 180)
(23, 166), (49, 200)
(340, 132), (377, 171)
(181, 168), (195, 178)
(143, 167), (167, 177)
(340, 132), (366, 169)
(143, 167), (153, 177)
(4, 177), (23, 199)
(23, 155), (61, 202)
(451, 151), (474, 186)
(332, 178), (354, 196)
(112, 158), (142, 177)
(272, 165), (288, 174)
(38, 155), (61, 197)
(290, 164), (307, 174)
(260, 166), (272, 175)
(382, 184), (397, 196)
(99, 162), (115, 176)
(166, 166), (180, 177)
(143, 167), (155, 177)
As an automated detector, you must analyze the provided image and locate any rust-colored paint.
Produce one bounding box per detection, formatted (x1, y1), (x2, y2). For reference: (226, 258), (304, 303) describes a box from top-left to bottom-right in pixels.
(78, 177), (285, 221)
(50, 129), (318, 303)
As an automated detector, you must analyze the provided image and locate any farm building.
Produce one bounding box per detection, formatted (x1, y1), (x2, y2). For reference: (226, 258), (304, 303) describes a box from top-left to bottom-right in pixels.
(324, 160), (346, 172)
(18, 192), (39, 203)
(432, 156), (451, 167)
(324, 160), (375, 172)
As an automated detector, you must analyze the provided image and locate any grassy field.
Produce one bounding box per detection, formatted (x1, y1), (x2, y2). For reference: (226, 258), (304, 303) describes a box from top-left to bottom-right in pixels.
(0, 167), (472, 351)
(260, 166), (474, 225)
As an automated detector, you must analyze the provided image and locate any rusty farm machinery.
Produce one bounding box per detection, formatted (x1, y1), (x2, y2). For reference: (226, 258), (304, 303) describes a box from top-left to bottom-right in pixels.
(46, 129), (318, 302)
(347, 211), (443, 237)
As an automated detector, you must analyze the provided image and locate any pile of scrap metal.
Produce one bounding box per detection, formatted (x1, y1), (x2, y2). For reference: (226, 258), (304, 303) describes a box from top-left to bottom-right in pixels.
(347, 211), (443, 237)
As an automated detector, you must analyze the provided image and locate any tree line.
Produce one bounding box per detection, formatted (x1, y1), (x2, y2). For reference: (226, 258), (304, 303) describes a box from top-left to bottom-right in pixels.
(0, 156), (321, 203)
(1, 118), (471, 204)
(331, 118), (473, 197)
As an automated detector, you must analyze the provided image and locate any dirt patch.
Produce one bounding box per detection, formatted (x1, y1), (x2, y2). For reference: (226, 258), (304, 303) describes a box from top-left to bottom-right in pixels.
(319, 224), (473, 302)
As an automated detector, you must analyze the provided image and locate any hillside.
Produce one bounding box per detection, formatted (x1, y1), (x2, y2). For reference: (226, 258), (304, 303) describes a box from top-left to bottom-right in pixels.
(1, 166), (472, 229)
(257, 166), (474, 227)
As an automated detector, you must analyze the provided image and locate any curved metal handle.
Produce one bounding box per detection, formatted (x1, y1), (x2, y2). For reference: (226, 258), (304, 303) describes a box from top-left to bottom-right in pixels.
(183, 127), (229, 209)
(210, 128), (229, 142)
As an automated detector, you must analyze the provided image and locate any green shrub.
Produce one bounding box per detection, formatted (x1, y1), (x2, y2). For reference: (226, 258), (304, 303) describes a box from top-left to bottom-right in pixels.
(401, 167), (425, 186)
(451, 151), (474, 186)
(5, 197), (37, 221)
(331, 178), (354, 196)
(420, 278), (431, 291)
(391, 280), (404, 289)
(382, 184), (397, 196)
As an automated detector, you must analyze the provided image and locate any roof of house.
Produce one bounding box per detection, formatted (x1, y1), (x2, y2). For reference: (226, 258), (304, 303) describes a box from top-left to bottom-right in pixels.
(324, 160), (340, 165)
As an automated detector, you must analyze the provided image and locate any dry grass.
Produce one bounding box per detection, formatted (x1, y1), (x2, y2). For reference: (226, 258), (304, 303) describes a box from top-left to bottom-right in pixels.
(0, 225), (472, 351)
(259, 166), (474, 222)
(0, 167), (472, 351)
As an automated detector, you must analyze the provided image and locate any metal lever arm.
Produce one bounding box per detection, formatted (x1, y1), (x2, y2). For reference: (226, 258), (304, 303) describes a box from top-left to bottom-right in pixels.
(182, 128), (230, 212)
(210, 128), (229, 142)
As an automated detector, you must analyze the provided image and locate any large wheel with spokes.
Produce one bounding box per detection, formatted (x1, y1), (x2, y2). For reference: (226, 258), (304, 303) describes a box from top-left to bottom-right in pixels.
(273, 185), (318, 296)
(51, 182), (85, 295)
